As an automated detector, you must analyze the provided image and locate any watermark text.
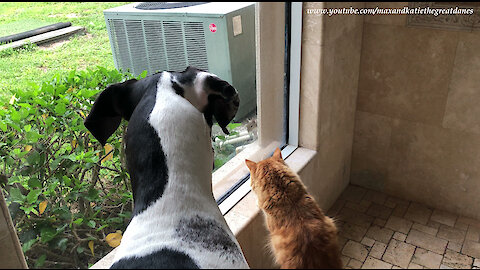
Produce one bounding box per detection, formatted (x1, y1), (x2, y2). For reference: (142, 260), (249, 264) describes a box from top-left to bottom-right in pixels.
(306, 6), (475, 17)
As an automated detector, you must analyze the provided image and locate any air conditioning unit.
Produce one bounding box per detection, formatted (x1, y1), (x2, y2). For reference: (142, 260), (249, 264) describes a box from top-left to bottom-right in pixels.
(104, 2), (256, 120)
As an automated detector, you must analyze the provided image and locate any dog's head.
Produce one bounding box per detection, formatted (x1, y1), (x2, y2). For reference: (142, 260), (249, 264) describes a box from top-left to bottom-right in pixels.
(84, 66), (240, 146)
(171, 66), (240, 135)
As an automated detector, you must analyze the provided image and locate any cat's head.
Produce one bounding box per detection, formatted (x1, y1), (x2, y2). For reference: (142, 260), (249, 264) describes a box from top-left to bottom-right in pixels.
(245, 148), (303, 209)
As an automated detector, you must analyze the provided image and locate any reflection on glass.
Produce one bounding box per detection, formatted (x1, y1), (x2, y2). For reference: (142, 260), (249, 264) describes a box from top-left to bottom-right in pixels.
(212, 111), (257, 172)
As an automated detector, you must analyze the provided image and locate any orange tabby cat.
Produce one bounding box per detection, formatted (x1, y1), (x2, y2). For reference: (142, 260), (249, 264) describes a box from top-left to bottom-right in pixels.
(245, 148), (342, 269)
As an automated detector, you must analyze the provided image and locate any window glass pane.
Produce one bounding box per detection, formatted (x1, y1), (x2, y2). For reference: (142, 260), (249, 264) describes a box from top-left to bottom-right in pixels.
(216, 2), (296, 212)
(105, 2), (257, 173)
(209, 3), (258, 172)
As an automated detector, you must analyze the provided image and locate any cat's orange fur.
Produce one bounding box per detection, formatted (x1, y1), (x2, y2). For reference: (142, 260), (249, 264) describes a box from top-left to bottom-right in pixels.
(245, 148), (343, 269)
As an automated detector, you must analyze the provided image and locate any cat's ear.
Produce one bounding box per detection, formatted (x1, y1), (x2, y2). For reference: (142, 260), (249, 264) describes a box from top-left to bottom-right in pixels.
(273, 147), (283, 160)
(245, 159), (257, 171)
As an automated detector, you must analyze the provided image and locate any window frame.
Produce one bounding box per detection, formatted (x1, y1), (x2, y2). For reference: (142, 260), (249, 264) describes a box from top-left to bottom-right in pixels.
(215, 2), (302, 215)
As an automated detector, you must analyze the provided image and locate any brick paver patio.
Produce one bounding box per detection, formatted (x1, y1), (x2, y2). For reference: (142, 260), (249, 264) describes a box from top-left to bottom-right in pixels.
(328, 185), (480, 269)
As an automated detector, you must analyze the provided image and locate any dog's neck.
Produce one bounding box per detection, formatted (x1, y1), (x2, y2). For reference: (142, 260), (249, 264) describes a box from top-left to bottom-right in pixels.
(126, 72), (215, 216)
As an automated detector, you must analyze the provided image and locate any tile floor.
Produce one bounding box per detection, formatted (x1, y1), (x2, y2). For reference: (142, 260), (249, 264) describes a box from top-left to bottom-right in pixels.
(327, 185), (480, 269)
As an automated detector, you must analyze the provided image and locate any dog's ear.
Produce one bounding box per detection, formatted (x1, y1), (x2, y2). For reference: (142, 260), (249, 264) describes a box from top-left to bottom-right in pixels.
(84, 79), (146, 146)
(203, 76), (240, 135)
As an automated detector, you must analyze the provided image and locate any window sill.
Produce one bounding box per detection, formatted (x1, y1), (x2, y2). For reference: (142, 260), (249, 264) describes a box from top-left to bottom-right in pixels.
(90, 146), (316, 269)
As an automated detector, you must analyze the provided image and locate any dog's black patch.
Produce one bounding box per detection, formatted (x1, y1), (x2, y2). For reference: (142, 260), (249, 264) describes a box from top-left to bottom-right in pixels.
(110, 248), (199, 269)
(125, 74), (169, 216)
(204, 75), (237, 99)
(175, 215), (243, 261)
(175, 66), (206, 85)
(171, 80), (184, 97)
(203, 76), (240, 135)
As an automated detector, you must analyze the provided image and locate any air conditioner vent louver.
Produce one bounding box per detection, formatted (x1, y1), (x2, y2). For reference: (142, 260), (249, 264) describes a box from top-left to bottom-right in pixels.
(109, 19), (132, 72)
(125, 20), (148, 75)
(107, 19), (209, 73)
(163, 21), (187, 72)
(143, 20), (167, 74)
(184, 22), (209, 71)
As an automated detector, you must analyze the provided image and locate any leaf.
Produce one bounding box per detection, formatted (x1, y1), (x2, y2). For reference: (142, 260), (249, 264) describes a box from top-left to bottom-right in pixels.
(42, 83), (54, 95)
(106, 217), (123, 224)
(118, 211), (132, 219)
(87, 220), (96, 228)
(26, 189), (42, 204)
(9, 188), (25, 203)
(96, 224), (109, 232)
(28, 178), (42, 188)
(139, 70), (148, 79)
(24, 145), (32, 152)
(18, 102), (32, 109)
(40, 226), (57, 243)
(19, 107), (30, 118)
(85, 188), (99, 202)
(103, 144), (114, 161)
(22, 238), (37, 253)
(39, 200), (48, 215)
(73, 218), (83, 225)
(8, 121), (21, 132)
(26, 130), (42, 143)
(11, 110), (21, 121)
(88, 241), (95, 256)
(35, 98), (47, 107)
(227, 123), (242, 129)
(26, 150), (40, 165)
(81, 89), (99, 98)
(35, 254), (46, 268)
(105, 232), (122, 248)
(62, 176), (72, 187)
(54, 103), (66, 115)
(20, 205), (34, 215)
(67, 153), (77, 162)
(71, 139), (77, 149)
(9, 94), (16, 105)
(56, 224), (68, 234)
(0, 121), (6, 132)
(45, 116), (55, 126)
(56, 238), (68, 252)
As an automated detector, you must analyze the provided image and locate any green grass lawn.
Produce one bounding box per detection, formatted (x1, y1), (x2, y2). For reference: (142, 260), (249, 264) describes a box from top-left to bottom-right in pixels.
(0, 2), (131, 102)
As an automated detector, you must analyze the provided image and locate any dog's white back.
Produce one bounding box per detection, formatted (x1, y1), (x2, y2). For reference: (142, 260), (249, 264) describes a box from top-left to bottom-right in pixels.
(84, 67), (248, 269)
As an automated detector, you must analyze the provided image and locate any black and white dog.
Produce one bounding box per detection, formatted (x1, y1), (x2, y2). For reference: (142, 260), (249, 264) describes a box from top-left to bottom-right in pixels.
(84, 66), (249, 269)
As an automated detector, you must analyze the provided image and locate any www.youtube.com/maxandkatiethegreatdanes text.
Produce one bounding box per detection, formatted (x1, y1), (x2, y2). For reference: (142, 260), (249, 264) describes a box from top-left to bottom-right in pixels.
(306, 6), (475, 17)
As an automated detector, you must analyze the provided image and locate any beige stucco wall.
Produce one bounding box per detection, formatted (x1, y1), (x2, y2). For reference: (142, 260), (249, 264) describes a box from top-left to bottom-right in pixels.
(298, 2), (365, 211)
(350, 2), (480, 220)
(0, 192), (28, 268)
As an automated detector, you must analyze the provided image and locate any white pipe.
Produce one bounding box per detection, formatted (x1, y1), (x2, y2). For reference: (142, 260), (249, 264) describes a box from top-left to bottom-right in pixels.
(218, 134), (254, 147)
(214, 130), (250, 145)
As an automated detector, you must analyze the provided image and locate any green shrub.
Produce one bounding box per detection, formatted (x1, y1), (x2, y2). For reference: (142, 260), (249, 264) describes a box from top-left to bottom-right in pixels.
(0, 65), (244, 268)
(0, 67), (142, 268)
